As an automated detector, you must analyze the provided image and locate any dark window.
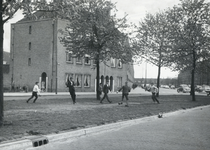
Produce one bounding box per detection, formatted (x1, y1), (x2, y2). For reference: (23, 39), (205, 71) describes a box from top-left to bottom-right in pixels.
(28, 58), (31, 66)
(29, 42), (31, 50)
(66, 51), (73, 63)
(118, 59), (122, 68)
(84, 56), (90, 65)
(29, 26), (32, 34)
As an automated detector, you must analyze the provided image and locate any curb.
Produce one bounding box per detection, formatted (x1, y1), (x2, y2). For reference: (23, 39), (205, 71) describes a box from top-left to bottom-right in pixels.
(0, 139), (32, 150)
(1, 105), (210, 150)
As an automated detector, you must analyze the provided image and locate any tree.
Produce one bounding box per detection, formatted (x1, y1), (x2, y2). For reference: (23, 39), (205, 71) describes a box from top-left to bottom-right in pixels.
(59, 0), (133, 100)
(135, 12), (172, 96)
(166, 0), (210, 101)
(0, 0), (51, 126)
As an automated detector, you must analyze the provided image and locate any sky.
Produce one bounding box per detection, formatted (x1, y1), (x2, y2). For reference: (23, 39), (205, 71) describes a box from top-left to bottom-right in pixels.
(4, 0), (209, 79)
(110, 0), (181, 78)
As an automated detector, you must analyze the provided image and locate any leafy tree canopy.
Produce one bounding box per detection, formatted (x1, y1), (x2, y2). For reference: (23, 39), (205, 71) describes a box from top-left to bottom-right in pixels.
(58, 0), (134, 64)
(166, 0), (210, 71)
(135, 12), (173, 68)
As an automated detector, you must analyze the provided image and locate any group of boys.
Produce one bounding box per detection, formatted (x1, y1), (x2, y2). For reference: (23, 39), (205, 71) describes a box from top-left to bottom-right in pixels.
(26, 79), (160, 106)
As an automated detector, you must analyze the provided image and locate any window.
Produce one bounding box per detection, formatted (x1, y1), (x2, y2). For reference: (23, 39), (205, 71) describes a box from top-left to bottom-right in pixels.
(117, 59), (122, 68)
(66, 51), (73, 63)
(65, 73), (73, 83)
(76, 56), (82, 64)
(75, 74), (82, 87)
(84, 74), (90, 87)
(93, 59), (97, 66)
(84, 55), (91, 65)
(111, 58), (116, 67)
(117, 76), (122, 87)
(29, 26), (32, 34)
(29, 42), (31, 50)
(28, 58), (31, 66)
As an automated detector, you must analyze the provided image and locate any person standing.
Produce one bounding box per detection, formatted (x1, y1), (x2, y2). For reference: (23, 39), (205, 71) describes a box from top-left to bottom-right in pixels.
(100, 82), (112, 104)
(151, 83), (160, 104)
(117, 82), (131, 107)
(66, 77), (76, 104)
(27, 82), (40, 103)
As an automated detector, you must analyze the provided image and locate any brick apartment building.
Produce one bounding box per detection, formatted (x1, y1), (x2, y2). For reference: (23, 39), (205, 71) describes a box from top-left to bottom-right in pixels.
(10, 12), (134, 92)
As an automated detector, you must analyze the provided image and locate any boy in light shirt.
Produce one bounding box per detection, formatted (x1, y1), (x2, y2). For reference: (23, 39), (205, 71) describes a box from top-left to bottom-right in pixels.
(151, 83), (159, 104)
(27, 82), (41, 103)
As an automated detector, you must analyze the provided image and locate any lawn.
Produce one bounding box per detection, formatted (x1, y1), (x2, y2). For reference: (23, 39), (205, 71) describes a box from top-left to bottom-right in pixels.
(0, 94), (210, 143)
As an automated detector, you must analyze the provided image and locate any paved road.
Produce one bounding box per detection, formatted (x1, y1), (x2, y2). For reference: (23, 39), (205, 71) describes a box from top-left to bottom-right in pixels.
(27, 105), (210, 150)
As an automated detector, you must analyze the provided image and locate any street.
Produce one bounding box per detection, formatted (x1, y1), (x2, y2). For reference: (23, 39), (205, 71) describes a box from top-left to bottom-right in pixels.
(26, 105), (210, 150)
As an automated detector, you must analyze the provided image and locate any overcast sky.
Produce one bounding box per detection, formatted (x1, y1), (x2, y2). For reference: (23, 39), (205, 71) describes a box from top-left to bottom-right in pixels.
(111, 0), (181, 78)
(4, 0), (210, 78)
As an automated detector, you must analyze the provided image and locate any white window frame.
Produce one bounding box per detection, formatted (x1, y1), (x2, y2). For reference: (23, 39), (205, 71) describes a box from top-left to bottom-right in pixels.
(117, 76), (122, 87)
(111, 58), (116, 68)
(75, 74), (82, 87)
(84, 74), (91, 87)
(76, 56), (82, 64)
(65, 73), (73, 83)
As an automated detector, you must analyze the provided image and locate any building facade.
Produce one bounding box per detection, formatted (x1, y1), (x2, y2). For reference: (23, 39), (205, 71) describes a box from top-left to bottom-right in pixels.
(10, 15), (134, 92)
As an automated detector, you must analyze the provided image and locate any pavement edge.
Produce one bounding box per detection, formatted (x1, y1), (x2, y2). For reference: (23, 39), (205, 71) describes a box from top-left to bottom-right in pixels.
(0, 105), (210, 150)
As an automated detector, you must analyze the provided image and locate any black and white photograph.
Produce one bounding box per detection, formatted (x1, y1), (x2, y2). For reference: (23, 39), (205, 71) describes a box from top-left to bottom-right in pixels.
(0, 0), (210, 149)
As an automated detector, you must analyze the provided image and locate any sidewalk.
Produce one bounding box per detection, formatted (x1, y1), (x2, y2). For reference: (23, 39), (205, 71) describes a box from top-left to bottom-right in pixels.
(34, 105), (210, 150)
(3, 87), (149, 97)
(4, 87), (207, 97)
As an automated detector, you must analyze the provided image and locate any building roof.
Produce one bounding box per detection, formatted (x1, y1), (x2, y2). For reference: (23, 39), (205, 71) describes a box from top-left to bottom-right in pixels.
(18, 10), (55, 22)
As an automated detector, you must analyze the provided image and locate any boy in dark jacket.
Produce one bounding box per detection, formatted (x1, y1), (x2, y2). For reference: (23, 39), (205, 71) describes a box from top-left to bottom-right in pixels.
(117, 82), (131, 107)
(100, 82), (112, 103)
(66, 77), (76, 104)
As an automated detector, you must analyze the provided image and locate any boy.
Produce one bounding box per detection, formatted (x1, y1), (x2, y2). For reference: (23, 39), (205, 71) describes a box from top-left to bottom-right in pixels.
(151, 83), (160, 104)
(66, 77), (76, 104)
(100, 82), (112, 103)
(27, 82), (40, 103)
(117, 82), (131, 107)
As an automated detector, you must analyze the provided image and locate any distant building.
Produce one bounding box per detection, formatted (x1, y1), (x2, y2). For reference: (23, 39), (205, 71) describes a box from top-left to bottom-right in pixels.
(10, 11), (134, 92)
(178, 69), (210, 86)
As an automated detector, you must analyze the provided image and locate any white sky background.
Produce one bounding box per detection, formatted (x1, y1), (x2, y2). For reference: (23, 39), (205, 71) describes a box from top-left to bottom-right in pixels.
(4, 0), (210, 78)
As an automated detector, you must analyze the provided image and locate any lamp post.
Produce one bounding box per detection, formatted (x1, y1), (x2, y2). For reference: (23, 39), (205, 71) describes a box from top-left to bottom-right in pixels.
(144, 60), (147, 87)
(144, 31), (148, 88)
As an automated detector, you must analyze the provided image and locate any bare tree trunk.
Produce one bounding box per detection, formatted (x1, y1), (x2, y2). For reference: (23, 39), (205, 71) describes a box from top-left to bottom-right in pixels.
(156, 51), (162, 97)
(191, 69), (196, 101)
(0, 0), (4, 126)
(156, 63), (161, 97)
(96, 53), (100, 100)
(191, 50), (196, 101)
